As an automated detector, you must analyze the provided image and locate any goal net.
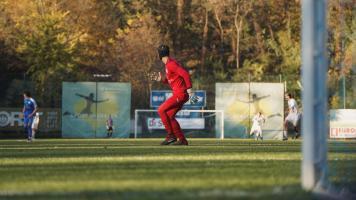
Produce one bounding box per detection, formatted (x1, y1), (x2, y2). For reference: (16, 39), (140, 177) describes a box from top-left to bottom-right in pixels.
(134, 109), (224, 139)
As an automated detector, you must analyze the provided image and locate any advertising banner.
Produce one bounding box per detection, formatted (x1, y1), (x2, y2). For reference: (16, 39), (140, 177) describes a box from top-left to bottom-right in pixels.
(330, 109), (356, 139)
(147, 117), (205, 129)
(62, 82), (131, 138)
(0, 107), (61, 137)
(150, 90), (206, 108)
(216, 83), (284, 139)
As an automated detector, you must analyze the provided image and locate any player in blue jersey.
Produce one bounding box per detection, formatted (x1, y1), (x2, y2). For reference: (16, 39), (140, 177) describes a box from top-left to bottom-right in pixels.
(22, 91), (38, 142)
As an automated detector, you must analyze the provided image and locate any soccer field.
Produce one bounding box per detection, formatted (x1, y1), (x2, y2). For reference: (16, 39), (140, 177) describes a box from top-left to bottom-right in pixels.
(0, 139), (355, 200)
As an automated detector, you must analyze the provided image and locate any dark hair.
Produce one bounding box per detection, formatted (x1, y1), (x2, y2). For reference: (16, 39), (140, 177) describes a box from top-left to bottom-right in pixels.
(157, 45), (169, 59)
(23, 91), (31, 97)
(287, 93), (293, 98)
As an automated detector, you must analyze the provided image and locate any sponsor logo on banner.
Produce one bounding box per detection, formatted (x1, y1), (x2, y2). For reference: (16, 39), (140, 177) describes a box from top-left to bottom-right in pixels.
(330, 127), (356, 138)
(330, 109), (356, 139)
(150, 90), (206, 108)
(0, 111), (22, 127)
(0, 108), (61, 132)
(147, 118), (205, 130)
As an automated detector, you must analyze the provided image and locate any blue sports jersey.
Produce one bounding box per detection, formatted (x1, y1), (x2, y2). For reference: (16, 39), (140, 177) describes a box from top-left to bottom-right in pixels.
(24, 98), (37, 117)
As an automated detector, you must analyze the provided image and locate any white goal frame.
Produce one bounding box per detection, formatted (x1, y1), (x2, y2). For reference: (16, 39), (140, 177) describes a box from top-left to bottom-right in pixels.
(134, 109), (224, 139)
(301, 0), (328, 193)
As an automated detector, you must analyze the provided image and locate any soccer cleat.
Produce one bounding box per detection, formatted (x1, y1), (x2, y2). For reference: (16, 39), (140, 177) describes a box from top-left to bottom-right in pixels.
(172, 138), (188, 145)
(160, 137), (177, 145)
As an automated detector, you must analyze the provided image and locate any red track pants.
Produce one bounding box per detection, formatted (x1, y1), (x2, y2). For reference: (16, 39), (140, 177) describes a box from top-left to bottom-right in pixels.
(157, 92), (189, 140)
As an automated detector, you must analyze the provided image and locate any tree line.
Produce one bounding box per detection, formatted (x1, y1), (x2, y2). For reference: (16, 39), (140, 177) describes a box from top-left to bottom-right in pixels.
(0, 0), (354, 109)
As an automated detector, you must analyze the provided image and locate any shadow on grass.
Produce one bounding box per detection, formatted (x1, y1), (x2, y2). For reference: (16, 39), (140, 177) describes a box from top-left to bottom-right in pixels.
(0, 185), (313, 200)
(0, 140), (304, 159)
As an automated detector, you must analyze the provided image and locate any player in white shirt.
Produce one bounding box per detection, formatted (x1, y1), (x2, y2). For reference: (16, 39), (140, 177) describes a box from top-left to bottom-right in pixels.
(31, 112), (40, 140)
(250, 111), (266, 141)
(284, 93), (301, 140)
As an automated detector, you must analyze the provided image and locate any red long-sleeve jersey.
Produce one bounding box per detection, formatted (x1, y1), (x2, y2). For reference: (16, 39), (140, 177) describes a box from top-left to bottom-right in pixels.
(162, 57), (192, 94)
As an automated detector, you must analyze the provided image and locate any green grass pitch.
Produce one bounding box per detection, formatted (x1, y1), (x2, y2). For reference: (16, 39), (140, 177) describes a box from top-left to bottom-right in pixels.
(0, 139), (355, 200)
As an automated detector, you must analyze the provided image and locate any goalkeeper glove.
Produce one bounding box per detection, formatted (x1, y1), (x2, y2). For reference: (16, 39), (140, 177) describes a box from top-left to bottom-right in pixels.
(187, 88), (198, 104)
(148, 72), (162, 81)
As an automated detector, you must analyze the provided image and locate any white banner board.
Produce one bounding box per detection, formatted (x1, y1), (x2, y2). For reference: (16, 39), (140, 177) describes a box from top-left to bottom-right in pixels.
(215, 83), (284, 139)
(147, 118), (205, 130)
(330, 109), (356, 139)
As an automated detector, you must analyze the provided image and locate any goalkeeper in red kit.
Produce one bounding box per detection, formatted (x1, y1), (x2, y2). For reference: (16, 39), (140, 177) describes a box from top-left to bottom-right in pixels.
(150, 45), (198, 145)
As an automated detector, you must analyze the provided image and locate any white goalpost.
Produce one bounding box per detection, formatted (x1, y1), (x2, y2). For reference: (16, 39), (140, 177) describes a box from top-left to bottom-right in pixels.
(134, 109), (224, 139)
(301, 0), (328, 193)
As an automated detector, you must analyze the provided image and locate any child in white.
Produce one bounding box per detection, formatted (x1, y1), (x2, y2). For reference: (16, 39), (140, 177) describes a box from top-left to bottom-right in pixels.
(31, 112), (40, 140)
(250, 112), (266, 140)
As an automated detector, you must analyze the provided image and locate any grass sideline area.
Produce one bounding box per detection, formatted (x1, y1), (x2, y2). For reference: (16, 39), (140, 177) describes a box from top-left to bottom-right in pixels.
(0, 139), (355, 200)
